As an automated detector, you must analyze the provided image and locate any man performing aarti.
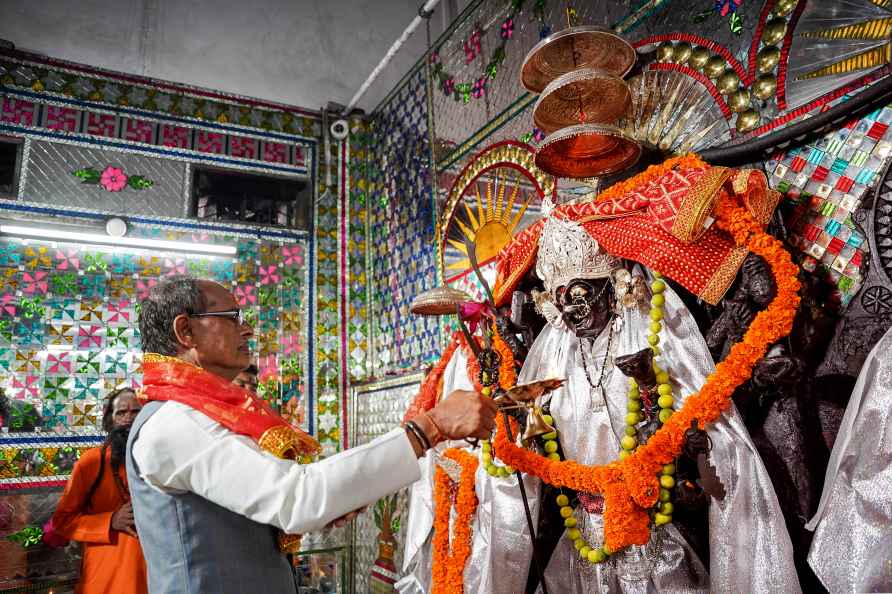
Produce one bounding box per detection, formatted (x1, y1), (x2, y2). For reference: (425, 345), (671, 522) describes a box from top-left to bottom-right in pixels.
(126, 276), (497, 594)
(401, 155), (803, 593)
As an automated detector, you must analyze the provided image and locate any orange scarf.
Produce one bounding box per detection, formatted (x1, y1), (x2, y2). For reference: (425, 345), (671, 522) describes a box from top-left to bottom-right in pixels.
(139, 353), (321, 551)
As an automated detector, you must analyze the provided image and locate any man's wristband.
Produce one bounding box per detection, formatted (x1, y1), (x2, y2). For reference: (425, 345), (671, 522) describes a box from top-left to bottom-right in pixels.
(404, 420), (431, 451)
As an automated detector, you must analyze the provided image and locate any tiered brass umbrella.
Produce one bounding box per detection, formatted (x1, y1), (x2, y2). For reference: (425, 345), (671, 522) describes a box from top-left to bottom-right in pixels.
(521, 26), (642, 178)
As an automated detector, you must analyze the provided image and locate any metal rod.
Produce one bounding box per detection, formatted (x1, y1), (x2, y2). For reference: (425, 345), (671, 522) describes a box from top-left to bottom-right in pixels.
(342, 0), (443, 115)
(503, 410), (549, 594)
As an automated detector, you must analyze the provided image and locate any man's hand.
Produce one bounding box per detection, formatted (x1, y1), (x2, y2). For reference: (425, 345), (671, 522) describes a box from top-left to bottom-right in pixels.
(111, 502), (137, 537)
(428, 389), (498, 441)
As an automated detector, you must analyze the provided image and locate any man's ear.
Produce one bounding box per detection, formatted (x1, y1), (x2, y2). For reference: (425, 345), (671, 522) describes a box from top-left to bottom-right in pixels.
(172, 314), (196, 349)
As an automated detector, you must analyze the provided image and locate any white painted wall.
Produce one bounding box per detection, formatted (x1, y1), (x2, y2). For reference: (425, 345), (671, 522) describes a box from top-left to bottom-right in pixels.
(0, 0), (468, 112)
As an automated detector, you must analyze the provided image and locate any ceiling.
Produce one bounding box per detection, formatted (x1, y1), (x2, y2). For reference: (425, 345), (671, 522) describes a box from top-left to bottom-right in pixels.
(0, 0), (471, 114)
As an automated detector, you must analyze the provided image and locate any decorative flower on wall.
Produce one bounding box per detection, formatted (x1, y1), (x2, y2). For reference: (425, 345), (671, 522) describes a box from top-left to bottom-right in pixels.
(72, 165), (154, 191)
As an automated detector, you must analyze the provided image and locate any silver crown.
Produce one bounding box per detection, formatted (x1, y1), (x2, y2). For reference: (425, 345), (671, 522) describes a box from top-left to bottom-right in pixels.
(536, 215), (621, 295)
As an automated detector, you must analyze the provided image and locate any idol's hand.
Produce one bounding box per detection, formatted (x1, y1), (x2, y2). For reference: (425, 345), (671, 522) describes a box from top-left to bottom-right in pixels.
(426, 389), (498, 442)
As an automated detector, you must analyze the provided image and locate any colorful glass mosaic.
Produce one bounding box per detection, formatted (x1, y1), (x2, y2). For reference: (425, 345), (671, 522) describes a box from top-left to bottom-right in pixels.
(0, 229), (310, 487)
(347, 120), (372, 384)
(368, 69), (441, 377)
(0, 49), (320, 137)
(315, 139), (342, 454)
(766, 102), (892, 307)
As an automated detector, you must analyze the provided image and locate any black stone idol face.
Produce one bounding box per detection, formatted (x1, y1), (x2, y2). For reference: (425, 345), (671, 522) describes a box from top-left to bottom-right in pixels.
(556, 278), (614, 339)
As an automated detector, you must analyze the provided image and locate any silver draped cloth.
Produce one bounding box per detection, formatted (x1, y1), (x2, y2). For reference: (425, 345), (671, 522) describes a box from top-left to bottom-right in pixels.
(521, 275), (800, 594)
(398, 347), (541, 594)
(806, 327), (892, 592)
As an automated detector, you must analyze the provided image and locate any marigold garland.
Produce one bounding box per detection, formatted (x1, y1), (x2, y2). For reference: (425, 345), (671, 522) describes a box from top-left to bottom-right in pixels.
(403, 332), (461, 424)
(431, 448), (479, 594)
(492, 194), (800, 551)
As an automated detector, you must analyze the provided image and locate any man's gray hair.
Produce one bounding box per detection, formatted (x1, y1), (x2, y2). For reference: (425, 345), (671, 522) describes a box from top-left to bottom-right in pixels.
(138, 275), (207, 355)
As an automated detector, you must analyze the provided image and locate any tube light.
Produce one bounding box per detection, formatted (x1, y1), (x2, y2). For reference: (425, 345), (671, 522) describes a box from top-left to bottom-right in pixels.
(0, 224), (237, 256)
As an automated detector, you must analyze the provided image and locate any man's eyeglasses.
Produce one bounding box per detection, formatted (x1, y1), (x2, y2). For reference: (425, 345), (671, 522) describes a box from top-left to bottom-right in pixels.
(190, 309), (249, 325)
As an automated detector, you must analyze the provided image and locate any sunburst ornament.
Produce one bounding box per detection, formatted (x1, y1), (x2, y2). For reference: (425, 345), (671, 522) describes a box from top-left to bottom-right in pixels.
(446, 171), (534, 271)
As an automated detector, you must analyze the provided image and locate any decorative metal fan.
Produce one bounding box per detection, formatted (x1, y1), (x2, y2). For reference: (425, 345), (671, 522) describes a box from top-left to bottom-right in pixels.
(617, 69), (734, 155)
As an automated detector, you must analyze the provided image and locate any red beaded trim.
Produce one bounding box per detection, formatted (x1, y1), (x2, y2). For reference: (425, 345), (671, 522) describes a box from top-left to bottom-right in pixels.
(649, 63), (733, 119)
(776, 0), (807, 109)
(634, 33), (751, 85)
(747, 0), (777, 82)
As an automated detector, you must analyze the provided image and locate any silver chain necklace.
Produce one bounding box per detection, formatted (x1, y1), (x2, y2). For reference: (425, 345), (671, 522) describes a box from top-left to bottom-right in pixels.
(577, 317), (616, 411)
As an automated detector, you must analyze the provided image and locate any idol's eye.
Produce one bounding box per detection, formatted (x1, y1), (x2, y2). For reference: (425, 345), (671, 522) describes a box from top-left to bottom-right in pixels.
(569, 285), (589, 300)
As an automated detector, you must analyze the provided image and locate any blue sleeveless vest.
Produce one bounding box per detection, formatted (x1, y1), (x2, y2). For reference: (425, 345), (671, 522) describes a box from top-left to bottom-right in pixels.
(126, 401), (298, 594)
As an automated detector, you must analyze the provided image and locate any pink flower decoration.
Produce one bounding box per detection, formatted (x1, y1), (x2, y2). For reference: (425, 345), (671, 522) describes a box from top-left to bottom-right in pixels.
(136, 278), (157, 300)
(234, 285), (256, 305)
(46, 352), (72, 374)
(501, 18), (514, 39)
(280, 334), (303, 355)
(0, 294), (15, 317)
(472, 77), (487, 98)
(164, 258), (186, 276)
(22, 271), (48, 295)
(106, 299), (131, 323)
(443, 78), (455, 96)
(55, 249), (80, 270)
(282, 246), (303, 267)
(100, 166), (128, 192)
(259, 265), (280, 286)
(12, 376), (39, 399)
(78, 325), (102, 348)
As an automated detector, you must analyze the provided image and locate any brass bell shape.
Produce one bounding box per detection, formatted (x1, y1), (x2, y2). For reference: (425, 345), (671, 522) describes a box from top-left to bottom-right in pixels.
(753, 74), (777, 100)
(757, 47), (781, 74)
(728, 88), (751, 113)
(773, 0), (797, 17)
(716, 70), (740, 95)
(763, 19), (788, 46)
(673, 42), (693, 65)
(704, 56), (726, 80)
(736, 109), (760, 133)
(523, 407), (555, 443)
(688, 46), (710, 71)
(657, 42), (675, 63)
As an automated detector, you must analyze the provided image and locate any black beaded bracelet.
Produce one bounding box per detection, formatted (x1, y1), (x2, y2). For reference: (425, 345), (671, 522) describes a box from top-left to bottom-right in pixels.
(405, 420), (431, 451)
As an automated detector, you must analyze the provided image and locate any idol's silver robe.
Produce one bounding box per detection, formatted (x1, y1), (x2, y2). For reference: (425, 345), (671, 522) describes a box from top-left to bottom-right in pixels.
(806, 327), (892, 592)
(522, 279), (800, 594)
(398, 348), (540, 594)
(399, 280), (799, 594)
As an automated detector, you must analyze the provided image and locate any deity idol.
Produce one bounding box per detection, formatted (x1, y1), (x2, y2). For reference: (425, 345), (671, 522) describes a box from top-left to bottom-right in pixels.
(516, 214), (800, 593)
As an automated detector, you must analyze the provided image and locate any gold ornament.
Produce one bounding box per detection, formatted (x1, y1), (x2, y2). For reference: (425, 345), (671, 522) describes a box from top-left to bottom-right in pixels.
(673, 42), (693, 65)
(757, 47), (781, 73)
(523, 406), (556, 443)
(728, 88), (751, 112)
(753, 74), (777, 100)
(688, 46), (710, 70)
(704, 56), (726, 79)
(716, 70), (740, 95)
(657, 42), (675, 63)
(763, 19), (788, 46)
(736, 109), (760, 132)
(773, 0), (797, 18)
